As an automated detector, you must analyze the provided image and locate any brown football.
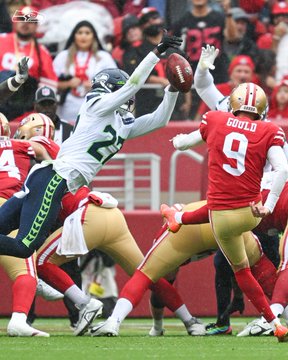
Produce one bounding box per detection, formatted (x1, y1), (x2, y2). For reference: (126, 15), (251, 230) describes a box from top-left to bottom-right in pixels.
(166, 53), (193, 93)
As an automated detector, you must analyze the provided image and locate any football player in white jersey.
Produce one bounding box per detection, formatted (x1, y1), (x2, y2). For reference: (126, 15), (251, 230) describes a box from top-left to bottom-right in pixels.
(0, 34), (182, 259)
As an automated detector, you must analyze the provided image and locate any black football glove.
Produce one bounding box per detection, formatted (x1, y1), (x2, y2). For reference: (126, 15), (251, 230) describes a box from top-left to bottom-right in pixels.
(156, 31), (183, 54)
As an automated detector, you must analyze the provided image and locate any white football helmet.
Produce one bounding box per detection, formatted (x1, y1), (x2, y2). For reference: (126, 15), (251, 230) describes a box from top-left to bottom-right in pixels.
(14, 113), (55, 140)
(229, 83), (267, 120)
(0, 112), (11, 138)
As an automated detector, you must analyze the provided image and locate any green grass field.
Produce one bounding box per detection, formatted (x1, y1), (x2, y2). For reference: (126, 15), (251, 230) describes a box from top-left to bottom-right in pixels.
(1, 317), (288, 360)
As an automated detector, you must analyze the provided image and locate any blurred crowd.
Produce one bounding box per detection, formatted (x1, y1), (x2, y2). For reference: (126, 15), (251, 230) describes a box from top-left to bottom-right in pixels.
(0, 0), (288, 124)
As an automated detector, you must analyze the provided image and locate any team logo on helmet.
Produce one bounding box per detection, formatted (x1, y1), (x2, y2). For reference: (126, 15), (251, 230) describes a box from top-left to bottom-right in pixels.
(14, 113), (55, 140)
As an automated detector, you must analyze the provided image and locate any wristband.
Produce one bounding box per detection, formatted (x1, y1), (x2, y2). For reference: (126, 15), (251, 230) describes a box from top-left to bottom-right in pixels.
(15, 74), (26, 84)
(7, 77), (21, 92)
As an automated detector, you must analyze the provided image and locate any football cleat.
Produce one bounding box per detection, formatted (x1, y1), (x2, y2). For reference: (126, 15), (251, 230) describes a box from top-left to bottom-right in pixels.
(36, 279), (64, 301)
(274, 324), (288, 342)
(206, 323), (232, 335)
(74, 298), (103, 336)
(237, 318), (273, 337)
(149, 327), (165, 336)
(160, 204), (181, 233)
(185, 317), (206, 335)
(7, 319), (50, 337)
(90, 316), (120, 337)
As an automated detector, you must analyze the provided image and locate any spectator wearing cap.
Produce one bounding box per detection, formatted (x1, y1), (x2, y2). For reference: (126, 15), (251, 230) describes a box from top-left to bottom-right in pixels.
(270, 1), (288, 82)
(112, 15), (142, 68)
(195, 55), (256, 120)
(122, 7), (190, 119)
(122, 7), (170, 117)
(0, 5), (57, 122)
(53, 20), (117, 123)
(34, 86), (73, 145)
(223, 7), (260, 61)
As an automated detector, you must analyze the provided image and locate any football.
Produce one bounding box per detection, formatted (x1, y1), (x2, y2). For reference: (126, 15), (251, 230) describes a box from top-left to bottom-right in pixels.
(166, 53), (193, 93)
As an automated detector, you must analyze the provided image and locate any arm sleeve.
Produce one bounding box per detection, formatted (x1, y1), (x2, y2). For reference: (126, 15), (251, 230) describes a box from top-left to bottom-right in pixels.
(264, 146), (288, 212)
(90, 52), (160, 117)
(194, 66), (226, 110)
(128, 86), (179, 138)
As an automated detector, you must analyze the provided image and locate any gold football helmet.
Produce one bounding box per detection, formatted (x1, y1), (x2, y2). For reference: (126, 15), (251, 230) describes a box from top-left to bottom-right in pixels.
(0, 112), (11, 138)
(229, 83), (267, 120)
(14, 113), (55, 140)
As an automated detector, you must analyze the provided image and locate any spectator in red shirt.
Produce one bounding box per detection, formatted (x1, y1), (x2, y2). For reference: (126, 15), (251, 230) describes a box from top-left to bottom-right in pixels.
(268, 77), (288, 120)
(195, 55), (255, 120)
(0, 6), (57, 122)
(112, 14), (142, 68)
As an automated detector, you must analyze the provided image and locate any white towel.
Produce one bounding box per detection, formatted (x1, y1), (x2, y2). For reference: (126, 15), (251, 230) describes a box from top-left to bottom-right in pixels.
(56, 206), (89, 257)
(87, 191), (118, 208)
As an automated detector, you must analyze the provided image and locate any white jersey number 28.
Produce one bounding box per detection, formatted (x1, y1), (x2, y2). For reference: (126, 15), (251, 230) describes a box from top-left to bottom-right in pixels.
(222, 132), (248, 176)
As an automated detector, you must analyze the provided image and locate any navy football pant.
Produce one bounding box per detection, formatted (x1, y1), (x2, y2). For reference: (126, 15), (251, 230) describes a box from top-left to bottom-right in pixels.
(0, 165), (67, 258)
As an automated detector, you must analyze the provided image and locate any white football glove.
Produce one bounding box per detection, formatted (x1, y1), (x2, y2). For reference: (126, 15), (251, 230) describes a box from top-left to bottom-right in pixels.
(198, 45), (219, 71)
(172, 133), (193, 151)
(15, 56), (29, 84)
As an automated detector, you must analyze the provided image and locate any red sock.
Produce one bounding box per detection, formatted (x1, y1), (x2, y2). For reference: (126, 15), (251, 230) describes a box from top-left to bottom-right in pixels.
(272, 268), (288, 306)
(150, 278), (183, 312)
(235, 267), (275, 322)
(37, 262), (74, 293)
(120, 270), (152, 307)
(251, 254), (277, 299)
(182, 204), (209, 225)
(12, 275), (37, 314)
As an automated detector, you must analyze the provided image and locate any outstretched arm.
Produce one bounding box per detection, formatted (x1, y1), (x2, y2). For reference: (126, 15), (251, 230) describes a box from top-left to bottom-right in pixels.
(90, 34), (182, 117)
(0, 57), (29, 104)
(194, 45), (225, 110)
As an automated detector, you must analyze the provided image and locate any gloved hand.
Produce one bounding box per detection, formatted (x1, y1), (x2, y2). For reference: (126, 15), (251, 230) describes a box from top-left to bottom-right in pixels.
(172, 133), (193, 151)
(198, 45), (219, 71)
(156, 31), (183, 54)
(15, 56), (29, 84)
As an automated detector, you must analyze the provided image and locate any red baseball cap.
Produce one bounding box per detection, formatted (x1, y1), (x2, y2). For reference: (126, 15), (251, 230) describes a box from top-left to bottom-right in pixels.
(272, 1), (288, 15)
(228, 55), (255, 75)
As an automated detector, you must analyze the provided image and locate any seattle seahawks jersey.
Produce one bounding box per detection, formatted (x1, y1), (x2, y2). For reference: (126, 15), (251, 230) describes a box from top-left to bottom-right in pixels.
(52, 52), (179, 193)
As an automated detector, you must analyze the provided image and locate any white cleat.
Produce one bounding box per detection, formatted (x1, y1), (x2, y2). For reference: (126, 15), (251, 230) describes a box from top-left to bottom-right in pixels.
(149, 327), (165, 336)
(74, 298), (103, 336)
(36, 279), (64, 301)
(185, 317), (206, 336)
(237, 318), (273, 337)
(7, 320), (50, 337)
(90, 316), (120, 337)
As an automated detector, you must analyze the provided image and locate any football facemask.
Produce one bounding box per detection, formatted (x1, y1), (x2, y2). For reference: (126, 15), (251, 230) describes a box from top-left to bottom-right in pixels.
(14, 113), (55, 140)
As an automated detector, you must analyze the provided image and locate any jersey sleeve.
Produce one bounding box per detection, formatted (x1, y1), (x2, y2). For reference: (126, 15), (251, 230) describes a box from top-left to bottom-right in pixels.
(199, 111), (212, 142)
(270, 125), (286, 148)
(19, 140), (36, 158)
(29, 136), (60, 159)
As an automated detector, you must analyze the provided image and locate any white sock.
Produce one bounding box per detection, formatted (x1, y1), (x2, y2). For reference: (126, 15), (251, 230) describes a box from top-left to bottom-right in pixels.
(110, 298), (133, 323)
(270, 303), (284, 318)
(10, 312), (27, 324)
(64, 285), (90, 309)
(175, 212), (183, 224)
(175, 304), (192, 323)
(282, 305), (288, 322)
(153, 319), (163, 331)
(269, 317), (281, 331)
